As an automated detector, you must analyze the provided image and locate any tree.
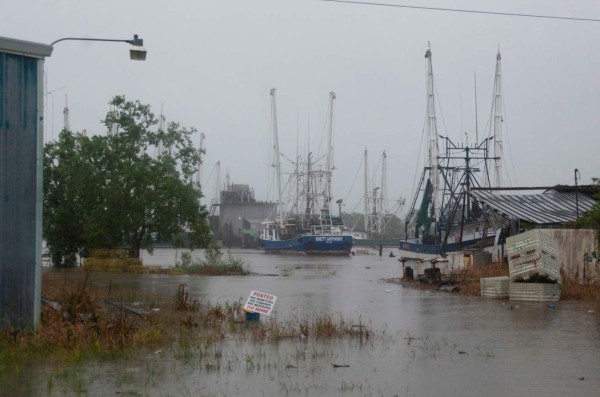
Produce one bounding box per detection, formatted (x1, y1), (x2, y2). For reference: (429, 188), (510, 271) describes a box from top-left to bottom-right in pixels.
(576, 177), (600, 235)
(44, 96), (210, 265)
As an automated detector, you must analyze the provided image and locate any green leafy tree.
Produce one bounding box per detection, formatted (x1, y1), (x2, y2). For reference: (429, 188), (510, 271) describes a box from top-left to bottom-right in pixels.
(44, 96), (210, 265)
(576, 177), (600, 237)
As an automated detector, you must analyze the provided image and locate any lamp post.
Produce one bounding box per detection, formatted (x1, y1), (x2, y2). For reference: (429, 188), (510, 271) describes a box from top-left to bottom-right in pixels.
(50, 34), (147, 60)
(575, 168), (580, 219)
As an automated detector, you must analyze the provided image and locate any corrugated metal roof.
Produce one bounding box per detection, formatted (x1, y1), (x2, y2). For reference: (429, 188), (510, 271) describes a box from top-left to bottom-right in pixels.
(470, 190), (597, 224)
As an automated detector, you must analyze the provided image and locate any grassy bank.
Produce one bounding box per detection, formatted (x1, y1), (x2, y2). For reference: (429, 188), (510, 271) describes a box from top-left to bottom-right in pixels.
(83, 245), (249, 275)
(169, 249), (249, 276)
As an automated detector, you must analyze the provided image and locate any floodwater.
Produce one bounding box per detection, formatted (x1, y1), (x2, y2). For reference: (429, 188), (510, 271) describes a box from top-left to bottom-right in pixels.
(23, 249), (600, 396)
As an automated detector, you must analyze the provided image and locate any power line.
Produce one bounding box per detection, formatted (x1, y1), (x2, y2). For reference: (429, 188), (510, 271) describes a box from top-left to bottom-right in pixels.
(320, 0), (600, 23)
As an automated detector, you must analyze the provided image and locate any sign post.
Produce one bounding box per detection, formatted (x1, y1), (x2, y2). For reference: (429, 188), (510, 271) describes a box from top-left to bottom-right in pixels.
(243, 290), (277, 316)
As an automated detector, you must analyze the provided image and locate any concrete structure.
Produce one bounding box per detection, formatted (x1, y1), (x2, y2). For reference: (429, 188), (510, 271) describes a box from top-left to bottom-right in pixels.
(211, 184), (275, 247)
(0, 37), (52, 329)
(537, 228), (599, 282)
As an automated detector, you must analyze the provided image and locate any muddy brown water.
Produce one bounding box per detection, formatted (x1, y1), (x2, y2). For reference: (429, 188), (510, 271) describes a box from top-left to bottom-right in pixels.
(16, 248), (600, 396)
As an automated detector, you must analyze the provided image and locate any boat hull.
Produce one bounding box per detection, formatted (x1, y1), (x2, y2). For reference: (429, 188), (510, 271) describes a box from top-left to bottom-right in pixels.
(398, 236), (496, 261)
(353, 237), (400, 248)
(260, 235), (353, 256)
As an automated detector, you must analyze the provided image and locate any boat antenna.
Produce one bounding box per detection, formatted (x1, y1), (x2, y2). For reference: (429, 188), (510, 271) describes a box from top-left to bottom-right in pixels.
(474, 71), (478, 144)
(363, 148), (369, 231)
(492, 48), (503, 187)
(325, 92), (336, 207)
(425, 42), (440, 228)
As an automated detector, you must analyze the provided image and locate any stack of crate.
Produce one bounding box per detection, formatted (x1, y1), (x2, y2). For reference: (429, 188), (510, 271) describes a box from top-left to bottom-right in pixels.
(506, 230), (561, 302)
(507, 230), (560, 282)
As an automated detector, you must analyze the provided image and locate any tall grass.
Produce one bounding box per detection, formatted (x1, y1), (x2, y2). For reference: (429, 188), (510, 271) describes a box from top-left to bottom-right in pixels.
(1, 273), (374, 385)
(172, 246), (248, 275)
(452, 262), (509, 296)
(560, 275), (600, 304)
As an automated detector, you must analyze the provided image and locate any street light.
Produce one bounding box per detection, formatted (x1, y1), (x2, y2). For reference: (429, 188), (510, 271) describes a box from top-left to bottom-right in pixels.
(50, 34), (147, 60)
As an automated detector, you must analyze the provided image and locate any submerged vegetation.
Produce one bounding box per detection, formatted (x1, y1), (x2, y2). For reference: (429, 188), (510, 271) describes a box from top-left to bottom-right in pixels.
(0, 271), (370, 394)
(171, 244), (249, 275)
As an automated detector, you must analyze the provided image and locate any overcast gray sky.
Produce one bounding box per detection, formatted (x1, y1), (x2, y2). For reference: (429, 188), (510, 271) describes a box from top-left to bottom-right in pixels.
(4, 0), (600, 215)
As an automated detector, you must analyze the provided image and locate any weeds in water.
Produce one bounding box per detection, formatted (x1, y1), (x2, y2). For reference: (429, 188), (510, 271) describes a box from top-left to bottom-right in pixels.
(1, 271), (384, 395)
(451, 262), (509, 295)
(174, 284), (199, 312)
(173, 245), (249, 276)
(560, 274), (600, 304)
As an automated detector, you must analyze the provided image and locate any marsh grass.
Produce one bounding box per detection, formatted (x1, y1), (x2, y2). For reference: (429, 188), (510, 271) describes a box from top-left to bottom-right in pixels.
(172, 248), (249, 276)
(560, 275), (600, 309)
(452, 262), (509, 296)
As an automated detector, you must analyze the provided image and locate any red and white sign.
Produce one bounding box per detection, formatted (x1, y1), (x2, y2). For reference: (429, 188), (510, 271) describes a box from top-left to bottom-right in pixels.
(243, 290), (277, 316)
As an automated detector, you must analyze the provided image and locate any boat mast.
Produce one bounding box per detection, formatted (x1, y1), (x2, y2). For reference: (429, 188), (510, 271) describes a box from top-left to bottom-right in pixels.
(270, 88), (284, 225)
(379, 150), (387, 233)
(196, 132), (205, 189)
(425, 43), (440, 228)
(491, 49), (503, 187)
(304, 152), (313, 218)
(363, 148), (369, 231)
(63, 94), (70, 131)
(156, 104), (165, 157)
(325, 92), (336, 208)
(209, 161), (221, 216)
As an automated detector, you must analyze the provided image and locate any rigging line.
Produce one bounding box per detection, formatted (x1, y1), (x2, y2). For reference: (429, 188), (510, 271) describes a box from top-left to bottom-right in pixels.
(267, 99), (274, 202)
(316, 97), (331, 164)
(433, 77), (449, 137)
(320, 0), (600, 23)
(501, 89), (518, 187)
(411, 109), (427, 200)
(343, 153), (365, 207)
(350, 195), (364, 215)
(370, 153), (383, 184)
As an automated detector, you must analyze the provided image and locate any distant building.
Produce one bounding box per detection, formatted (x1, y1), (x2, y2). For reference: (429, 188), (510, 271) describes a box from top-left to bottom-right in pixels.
(210, 183), (275, 247)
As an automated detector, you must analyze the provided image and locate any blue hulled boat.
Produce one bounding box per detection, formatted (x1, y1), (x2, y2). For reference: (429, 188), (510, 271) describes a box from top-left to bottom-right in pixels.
(260, 232), (353, 256)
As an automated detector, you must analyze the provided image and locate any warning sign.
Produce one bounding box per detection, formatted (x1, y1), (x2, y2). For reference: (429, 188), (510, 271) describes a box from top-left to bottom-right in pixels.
(243, 290), (277, 316)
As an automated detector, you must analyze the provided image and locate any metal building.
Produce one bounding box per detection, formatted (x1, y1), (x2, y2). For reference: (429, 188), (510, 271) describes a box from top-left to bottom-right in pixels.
(0, 36), (52, 329)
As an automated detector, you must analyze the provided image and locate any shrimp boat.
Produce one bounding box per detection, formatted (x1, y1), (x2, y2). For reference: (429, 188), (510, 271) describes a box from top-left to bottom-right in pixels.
(259, 90), (353, 255)
(400, 45), (506, 260)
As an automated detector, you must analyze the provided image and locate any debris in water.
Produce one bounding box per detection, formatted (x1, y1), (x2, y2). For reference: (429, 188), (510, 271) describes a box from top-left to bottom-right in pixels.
(333, 364), (350, 368)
